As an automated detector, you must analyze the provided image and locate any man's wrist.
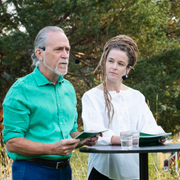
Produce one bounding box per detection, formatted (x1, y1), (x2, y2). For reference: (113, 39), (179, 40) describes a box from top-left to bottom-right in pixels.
(48, 143), (56, 155)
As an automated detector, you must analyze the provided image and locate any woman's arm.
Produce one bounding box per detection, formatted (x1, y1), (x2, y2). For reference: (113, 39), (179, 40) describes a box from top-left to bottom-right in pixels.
(111, 136), (121, 145)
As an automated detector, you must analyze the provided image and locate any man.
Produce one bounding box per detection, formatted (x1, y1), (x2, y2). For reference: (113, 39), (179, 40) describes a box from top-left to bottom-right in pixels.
(2, 26), (98, 180)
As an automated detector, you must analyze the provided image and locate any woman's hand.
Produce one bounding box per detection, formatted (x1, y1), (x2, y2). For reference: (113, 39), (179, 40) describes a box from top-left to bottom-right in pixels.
(158, 137), (167, 144)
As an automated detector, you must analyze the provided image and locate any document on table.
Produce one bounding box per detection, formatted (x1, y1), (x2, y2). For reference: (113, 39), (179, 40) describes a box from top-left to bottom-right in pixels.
(74, 129), (108, 141)
(140, 132), (172, 145)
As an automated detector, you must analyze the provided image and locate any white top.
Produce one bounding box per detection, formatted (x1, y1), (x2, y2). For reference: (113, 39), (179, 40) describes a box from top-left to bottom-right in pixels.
(82, 87), (164, 180)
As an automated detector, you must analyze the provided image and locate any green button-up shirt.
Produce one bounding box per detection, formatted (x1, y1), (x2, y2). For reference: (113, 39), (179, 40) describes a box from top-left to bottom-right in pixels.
(3, 67), (78, 160)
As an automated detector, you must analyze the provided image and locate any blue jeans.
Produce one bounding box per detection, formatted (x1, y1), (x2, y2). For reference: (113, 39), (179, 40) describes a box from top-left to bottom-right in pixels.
(12, 160), (72, 180)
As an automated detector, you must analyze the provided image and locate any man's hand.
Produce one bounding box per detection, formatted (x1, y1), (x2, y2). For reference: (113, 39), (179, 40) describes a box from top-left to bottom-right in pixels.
(52, 139), (80, 156)
(82, 132), (103, 146)
(70, 131), (103, 148)
(82, 136), (99, 146)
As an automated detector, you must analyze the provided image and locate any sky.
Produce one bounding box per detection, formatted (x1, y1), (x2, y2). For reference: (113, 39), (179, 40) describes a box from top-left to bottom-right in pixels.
(2, 0), (26, 32)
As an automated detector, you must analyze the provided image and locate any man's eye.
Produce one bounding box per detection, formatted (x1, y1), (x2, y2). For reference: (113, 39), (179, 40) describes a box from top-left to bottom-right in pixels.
(66, 48), (70, 52)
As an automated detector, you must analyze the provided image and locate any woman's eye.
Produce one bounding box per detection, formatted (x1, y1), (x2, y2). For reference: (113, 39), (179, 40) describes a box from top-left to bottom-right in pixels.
(119, 63), (124, 66)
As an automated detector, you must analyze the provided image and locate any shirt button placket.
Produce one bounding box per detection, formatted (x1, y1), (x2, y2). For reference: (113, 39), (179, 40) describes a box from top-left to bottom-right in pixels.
(56, 85), (61, 125)
(58, 104), (62, 125)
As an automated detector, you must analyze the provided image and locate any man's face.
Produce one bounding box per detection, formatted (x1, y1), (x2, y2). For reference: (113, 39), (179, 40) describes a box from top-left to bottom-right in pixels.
(42, 31), (70, 76)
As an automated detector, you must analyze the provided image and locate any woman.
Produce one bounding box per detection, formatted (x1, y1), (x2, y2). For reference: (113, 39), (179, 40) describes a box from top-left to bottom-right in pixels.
(82, 35), (166, 180)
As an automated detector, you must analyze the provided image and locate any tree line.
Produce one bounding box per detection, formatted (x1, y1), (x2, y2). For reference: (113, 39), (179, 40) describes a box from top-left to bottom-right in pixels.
(0, 0), (180, 134)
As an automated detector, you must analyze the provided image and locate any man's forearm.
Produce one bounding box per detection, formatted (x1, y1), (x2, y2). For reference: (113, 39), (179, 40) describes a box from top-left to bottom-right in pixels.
(70, 131), (81, 139)
(6, 137), (80, 157)
(6, 137), (54, 156)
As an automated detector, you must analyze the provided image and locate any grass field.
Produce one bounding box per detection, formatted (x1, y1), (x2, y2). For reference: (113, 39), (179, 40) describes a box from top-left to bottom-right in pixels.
(1, 144), (180, 180)
(71, 149), (180, 180)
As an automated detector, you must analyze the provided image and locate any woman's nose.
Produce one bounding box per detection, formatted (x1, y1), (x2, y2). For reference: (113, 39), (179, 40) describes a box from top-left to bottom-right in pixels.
(112, 62), (117, 69)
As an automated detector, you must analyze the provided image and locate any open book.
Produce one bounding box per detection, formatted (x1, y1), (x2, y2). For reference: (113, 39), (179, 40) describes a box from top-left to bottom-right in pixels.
(74, 129), (108, 141)
(140, 132), (172, 145)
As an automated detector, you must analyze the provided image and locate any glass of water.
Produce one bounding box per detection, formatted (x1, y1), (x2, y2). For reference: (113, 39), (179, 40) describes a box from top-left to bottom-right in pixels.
(132, 131), (140, 147)
(120, 131), (133, 149)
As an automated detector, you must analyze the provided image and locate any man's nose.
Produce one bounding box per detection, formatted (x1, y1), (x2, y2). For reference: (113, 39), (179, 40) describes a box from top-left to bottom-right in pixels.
(61, 49), (69, 59)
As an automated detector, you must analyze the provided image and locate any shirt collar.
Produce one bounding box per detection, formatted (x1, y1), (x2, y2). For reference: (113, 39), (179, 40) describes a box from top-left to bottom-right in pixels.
(33, 67), (64, 86)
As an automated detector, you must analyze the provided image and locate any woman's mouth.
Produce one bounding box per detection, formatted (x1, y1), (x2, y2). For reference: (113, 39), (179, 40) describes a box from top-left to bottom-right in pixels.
(110, 72), (117, 75)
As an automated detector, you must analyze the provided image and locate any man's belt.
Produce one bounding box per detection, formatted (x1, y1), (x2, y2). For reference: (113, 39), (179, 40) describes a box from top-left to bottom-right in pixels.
(20, 158), (69, 170)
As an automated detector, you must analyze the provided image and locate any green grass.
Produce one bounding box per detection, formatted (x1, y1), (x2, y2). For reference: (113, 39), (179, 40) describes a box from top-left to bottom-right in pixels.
(71, 150), (180, 180)
(1, 145), (180, 180)
(0, 145), (12, 180)
(149, 153), (180, 180)
(71, 149), (89, 180)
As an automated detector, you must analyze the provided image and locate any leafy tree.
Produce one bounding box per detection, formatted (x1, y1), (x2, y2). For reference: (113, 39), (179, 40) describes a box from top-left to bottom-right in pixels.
(126, 49), (180, 133)
(0, 0), (180, 133)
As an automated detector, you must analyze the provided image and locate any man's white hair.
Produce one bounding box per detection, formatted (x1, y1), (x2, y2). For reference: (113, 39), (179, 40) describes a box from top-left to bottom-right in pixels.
(31, 26), (65, 67)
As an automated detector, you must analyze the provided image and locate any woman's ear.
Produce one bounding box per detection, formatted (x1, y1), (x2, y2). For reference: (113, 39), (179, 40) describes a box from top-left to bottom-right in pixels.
(127, 66), (132, 74)
(35, 49), (44, 61)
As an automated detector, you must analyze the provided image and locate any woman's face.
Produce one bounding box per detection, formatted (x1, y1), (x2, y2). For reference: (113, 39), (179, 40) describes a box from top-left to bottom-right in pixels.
(105, 48), (130, 83)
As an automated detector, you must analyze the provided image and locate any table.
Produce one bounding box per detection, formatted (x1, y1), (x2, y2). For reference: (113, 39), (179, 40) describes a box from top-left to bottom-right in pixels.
(80, 143), (180, 180)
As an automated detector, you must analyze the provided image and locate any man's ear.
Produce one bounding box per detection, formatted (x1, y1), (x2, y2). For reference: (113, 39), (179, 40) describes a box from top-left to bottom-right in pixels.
(35, 49), (43, 61)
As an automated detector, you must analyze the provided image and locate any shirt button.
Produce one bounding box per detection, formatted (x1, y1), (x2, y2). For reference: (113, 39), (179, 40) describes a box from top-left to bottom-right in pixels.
(58, 104), (60, 106)
(60, 122), (62, 124)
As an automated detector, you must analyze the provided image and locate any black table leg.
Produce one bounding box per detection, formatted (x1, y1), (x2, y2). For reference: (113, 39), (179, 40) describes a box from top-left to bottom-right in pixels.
(139, 153), (148, 180)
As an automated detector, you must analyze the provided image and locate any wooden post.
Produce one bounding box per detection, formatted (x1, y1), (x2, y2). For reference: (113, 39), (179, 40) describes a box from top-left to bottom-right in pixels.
(156, 94), (158, 123)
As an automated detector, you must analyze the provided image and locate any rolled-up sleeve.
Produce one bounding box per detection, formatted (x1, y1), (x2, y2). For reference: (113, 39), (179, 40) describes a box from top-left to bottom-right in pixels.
(3, 87), (30, 144)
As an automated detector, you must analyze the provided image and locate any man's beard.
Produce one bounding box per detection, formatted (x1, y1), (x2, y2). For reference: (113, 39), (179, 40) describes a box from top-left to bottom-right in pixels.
(43, 58), (68, 76)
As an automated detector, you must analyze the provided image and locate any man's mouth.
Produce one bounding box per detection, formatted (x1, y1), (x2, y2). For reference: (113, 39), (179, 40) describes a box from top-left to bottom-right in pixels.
(59, 59), (68, 65)
(58, 61), (68, 69)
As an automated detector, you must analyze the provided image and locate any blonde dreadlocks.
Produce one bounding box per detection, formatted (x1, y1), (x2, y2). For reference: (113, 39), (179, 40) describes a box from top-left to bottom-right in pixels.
(99, 35), (138, 127)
